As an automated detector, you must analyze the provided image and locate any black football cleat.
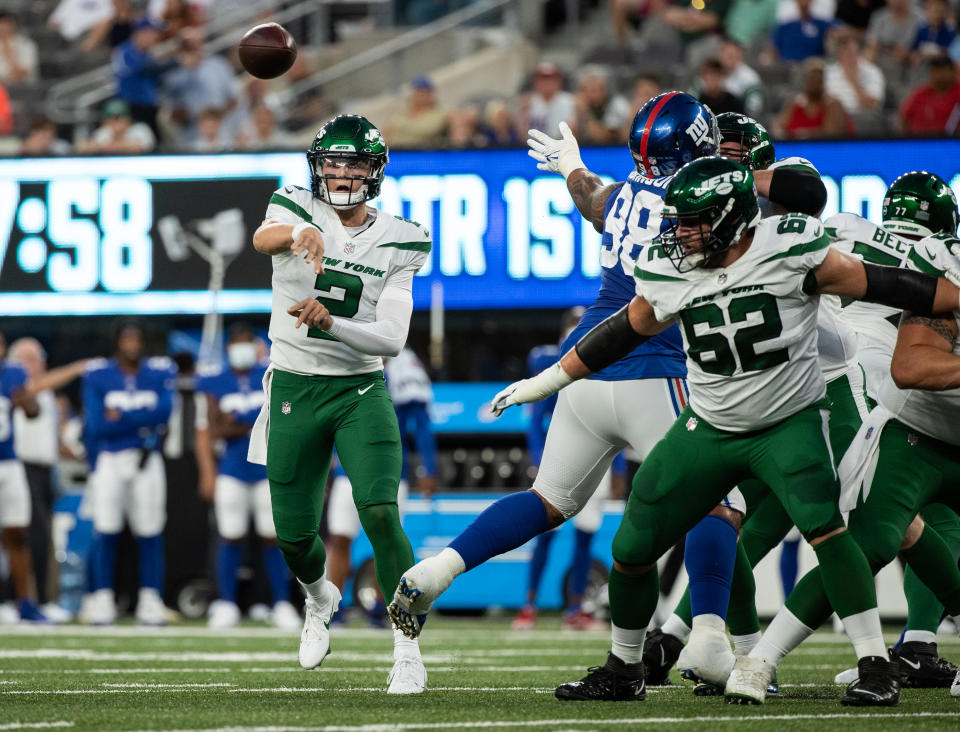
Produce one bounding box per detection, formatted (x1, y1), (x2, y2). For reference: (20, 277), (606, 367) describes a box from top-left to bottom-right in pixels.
(555, 652), (646, 701)
(840, 656), (901, 707)
(642, 627), (684, 686)
(891, 641), (959, 688)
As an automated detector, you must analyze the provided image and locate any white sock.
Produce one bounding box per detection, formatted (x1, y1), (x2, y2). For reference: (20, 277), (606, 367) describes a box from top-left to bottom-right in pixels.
(690, 613), (725, 632)
(394, 628), (421, 659)
(733, 631), (762, 656)
(903, 630), (937, 645)
(749, 608), (814, 667)
(661, 613), (691, 643)
(300, 574), (331, 606)
(611, 623), (646, 665)
(841, 607), (887, 659)
(432, 547), (467, 588)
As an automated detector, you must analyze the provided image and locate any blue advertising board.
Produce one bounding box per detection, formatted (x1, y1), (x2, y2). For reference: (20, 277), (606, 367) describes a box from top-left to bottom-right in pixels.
(1, 141), (958, 315)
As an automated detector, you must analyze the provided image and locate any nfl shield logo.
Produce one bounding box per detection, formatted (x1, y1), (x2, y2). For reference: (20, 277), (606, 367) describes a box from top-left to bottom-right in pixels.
(686, 417), (698, 431)
(907, 433), (919, 446)
(864, 426), (874, 440)
(281, 401), (292, 415)
(344, 241), (356, 254)
(718, 273), (727, 284)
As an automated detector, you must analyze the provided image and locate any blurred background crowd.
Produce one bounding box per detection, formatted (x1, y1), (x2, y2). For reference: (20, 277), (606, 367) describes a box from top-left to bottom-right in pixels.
(2, 0), (959, 159)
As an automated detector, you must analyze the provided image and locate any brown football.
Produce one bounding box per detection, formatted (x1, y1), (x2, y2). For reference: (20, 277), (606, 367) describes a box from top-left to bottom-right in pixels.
(238, 23), (297, 79)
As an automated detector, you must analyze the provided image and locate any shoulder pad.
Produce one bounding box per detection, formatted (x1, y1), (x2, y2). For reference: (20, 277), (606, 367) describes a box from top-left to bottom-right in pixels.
(147, 356), (176, 373)
(85, 358), (109, 373)
(770, 156), (820, 176)
(823, 212), (866, 240)
(196, 363), (224, 378)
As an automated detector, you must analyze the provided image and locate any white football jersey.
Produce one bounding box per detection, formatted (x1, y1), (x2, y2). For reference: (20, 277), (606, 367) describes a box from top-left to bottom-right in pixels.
(263, 185), (431, 376)
(877, 233), (960, 446)
(634, 213), (829, 432)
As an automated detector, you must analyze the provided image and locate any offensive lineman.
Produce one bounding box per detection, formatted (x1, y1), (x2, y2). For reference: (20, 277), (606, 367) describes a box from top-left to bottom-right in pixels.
(247, 114), (429, 694)
(491, 156), (960, 706)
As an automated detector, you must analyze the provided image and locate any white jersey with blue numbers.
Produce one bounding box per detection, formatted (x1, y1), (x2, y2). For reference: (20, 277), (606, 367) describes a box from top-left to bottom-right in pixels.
(0, 363), (28, 461)
(82, 357), (176, 460)
(196, 362), (268, 482)
(561, 171), (685, 380)
(635, 214), (831, 432)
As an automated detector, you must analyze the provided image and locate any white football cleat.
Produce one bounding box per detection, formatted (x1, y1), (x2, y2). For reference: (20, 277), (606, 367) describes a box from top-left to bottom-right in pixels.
(0, 602), (19, 625)
(387, 656), (427, 694)
(208, 600), (241, 629)
(835, 666), (859, 684)
(951, 668), (960, 698)
(677, 621), (736, 686)
(724, 655), (776, 705)
(41, 603), (72, 624)
(299, 582), (341, 669)
(272, 600), (301, 630)
(83, 589), (117, 626)
(135, 588), (168, 626)
(388, 555), (456, 639)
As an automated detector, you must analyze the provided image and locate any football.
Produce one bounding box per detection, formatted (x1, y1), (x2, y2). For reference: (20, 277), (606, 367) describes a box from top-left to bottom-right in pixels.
(238, 22), (297, 79)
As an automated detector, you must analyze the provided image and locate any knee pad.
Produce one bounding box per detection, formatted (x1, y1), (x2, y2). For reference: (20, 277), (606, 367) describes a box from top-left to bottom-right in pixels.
(849, 523), (901, 571)
(275, 533), (316, 561)
(611, 518), (657, 568)
(357, 503), (399, 542)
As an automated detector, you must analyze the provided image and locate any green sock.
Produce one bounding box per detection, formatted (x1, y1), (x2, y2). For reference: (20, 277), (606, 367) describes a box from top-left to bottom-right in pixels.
(358, 503), (415, 598)
(610, 567), (660, 629)
(902, 524), (960, 617)
(814, 530), (877, 618)
(673, 587), (692, 627)
(727, 540), (761, 636)
(903, 565), (943, 634)
(784, 566), (833, 629)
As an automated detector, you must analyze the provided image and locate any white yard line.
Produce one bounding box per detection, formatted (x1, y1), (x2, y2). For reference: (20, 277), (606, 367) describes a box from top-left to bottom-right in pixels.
(0, 725), (73, 731)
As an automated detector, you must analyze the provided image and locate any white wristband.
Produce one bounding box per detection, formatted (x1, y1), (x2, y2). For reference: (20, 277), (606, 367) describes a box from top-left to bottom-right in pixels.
(558, 152), (587, 181)
(291, 221), (319, 243)
(520, 362), (575, 403)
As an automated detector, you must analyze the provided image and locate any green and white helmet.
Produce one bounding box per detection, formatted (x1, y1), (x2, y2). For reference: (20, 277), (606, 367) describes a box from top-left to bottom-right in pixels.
(716, 112), (775, 171)
(307, 114), (388, 209)
(659, 156), (761, 273)
(882, 171), (959, 239)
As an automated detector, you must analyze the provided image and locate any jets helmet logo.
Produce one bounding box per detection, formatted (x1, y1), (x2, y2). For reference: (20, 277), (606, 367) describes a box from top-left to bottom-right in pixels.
(692, 170), (748, 197)
(365, 129), (383, 146)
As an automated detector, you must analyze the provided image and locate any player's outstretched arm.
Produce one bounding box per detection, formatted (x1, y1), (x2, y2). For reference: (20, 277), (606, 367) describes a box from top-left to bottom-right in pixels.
(253, 220), (325, 274)
(753, 168), (826, 216)
(491, 297), (668, 416)
(527, 122), (620, 232)
(811, 248), (960, 317)
(890, 312), (960, 391)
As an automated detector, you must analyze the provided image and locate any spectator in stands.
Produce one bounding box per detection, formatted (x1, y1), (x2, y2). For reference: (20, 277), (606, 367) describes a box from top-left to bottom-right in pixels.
(630, 72), (662, 112)
(481, 99), (521, 146)
(48, 0), (115, 53)
(191, 107), (230, 152)
(520, 62), (575, 137)
(648, 0), (733, 55)
(723, 0), (779, 49)
(111, 17), (177, 136)
(571, 65), (632, 145)
(865, 0), (924, 64)
(163, 29), (239, 147)
(694, 58), (744, 114)
(898, 54), (960, 133)
(19, 116), (71, 156)
(447, 104), (484, 149)
(77, 98), (157, 154)
(0, 82), (12, 136)
(386, 74), (449, 148)
(717, 37), (764, 115)
(834, 0), (887, 35)
(155, 0), (204, 38)
(912, 0), (956, 63)
(610, 0), (659, 45)
(825, 28), (884, 113)
(776, 57), (854, 137)
(0, 12), (38, 85)
(236, 104), (294, 150)
(770, 0), (835, 64)
(102, 0), (138, 49)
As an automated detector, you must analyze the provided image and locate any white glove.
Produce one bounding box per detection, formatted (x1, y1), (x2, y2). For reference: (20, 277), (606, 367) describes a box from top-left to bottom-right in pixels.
(527, 122), (585, 179)
(490, 362), (574, 417)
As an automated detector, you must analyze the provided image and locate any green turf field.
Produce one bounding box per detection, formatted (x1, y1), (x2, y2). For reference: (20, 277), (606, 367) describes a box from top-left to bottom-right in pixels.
(1, 618), (958, 731)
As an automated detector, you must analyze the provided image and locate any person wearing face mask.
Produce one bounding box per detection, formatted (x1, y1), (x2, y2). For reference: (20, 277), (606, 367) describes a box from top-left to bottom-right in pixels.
(196, 323), (298, 630)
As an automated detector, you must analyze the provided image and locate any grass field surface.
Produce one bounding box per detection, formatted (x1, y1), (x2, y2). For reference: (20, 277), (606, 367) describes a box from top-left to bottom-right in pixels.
(1, 618), (958, 731)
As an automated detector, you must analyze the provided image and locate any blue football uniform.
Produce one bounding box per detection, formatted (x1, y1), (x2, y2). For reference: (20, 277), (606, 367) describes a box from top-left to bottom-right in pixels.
(561, 171), (686, 381)
(0, 363), (28, 461)
(196, 363), (268, 483)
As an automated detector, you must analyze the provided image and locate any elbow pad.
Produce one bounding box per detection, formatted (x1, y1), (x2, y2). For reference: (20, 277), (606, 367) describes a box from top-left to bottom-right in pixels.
(574, 305), (649, 373)
(863, 263), (938, 315)
(768, 169), (827, 216)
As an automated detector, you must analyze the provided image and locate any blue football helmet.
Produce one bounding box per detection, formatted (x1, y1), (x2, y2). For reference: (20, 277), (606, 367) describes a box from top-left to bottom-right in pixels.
(628, 91), (719, 178)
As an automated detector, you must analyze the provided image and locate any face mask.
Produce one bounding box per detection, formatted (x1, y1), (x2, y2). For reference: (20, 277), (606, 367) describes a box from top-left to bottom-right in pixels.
(227, 342), (257, 371)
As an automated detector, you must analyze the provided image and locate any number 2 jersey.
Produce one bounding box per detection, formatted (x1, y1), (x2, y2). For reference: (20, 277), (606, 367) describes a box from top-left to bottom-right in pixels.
(561, 171), (686, 381)
(635, 213), (830, 432)
(263, 185), (431, 376)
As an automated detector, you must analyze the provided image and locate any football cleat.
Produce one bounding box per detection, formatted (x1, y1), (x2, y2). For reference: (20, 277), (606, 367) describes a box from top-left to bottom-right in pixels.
(271, 600), (301, 631)
(694, 671), (778, 698)
(208, 600), (241, 629)
(891, 641), (958, 688)
(562, 609), (603, 631)
(642, 628), (684, 686)
(724, 655), (775, 705)
(16, 599), (49, 624)
(388, 569), (439, 640)
(135, 588), (168, 626)
(951, 668), (960, 698)
(299, 581), (341, 669)
(840, 656), (900, 706)
(511, 605), (537, 631)
(83, 589), (117, 626)
(555, 652), (646, 701)
(677, 623), (736, 687)
(386, 656), (428, 694)
(834, 666), (859, 684)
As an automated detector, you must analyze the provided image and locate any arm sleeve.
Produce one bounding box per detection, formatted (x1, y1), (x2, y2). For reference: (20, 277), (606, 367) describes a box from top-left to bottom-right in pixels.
(325, 276), (414, 358)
